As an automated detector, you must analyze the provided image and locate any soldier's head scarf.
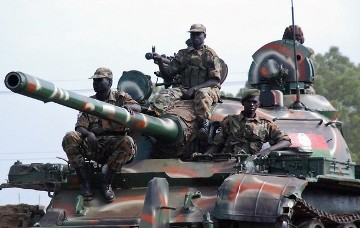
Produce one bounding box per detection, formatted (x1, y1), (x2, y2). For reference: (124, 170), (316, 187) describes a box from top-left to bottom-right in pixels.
(282, 25), (305, 44)
(242, 89), (260, 102)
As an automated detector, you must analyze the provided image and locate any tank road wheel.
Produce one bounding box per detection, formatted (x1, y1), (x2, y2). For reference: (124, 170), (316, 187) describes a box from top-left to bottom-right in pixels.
(295, 218), (325, 228)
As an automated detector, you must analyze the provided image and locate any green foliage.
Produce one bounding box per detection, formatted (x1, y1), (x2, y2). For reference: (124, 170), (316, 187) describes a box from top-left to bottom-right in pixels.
(220, 91), (234, 97)
(313, 47), (360, 162)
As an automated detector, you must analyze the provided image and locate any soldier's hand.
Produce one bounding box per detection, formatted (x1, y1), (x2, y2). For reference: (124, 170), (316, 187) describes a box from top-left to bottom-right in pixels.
(152, 53), (162, 64)
(192, 152), (202, 159)
(86, 132), (99, 152)
(256, 148), (271, 157)
(123, 105), (134, 115)
(181, 88), (195, 100)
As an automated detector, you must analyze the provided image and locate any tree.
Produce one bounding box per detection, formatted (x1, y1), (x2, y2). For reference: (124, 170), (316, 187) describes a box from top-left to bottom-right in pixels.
(220, 91), (234, 97)
(235, 81), (251, 98)
(313, 47), (360, 162)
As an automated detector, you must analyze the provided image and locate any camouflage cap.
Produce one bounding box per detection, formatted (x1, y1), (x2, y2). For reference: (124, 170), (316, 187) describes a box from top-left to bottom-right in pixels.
(89, 67), (113, 79)
(242, 89), (260, 101)
(188, 24), (206, 34)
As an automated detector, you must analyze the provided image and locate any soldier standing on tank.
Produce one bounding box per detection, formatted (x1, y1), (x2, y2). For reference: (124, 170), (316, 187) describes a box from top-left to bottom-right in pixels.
(152, 24), (222, 140)
(282, 25), (315, 94)
(199, 89), (291, 156)
(62, 67), (141, 202)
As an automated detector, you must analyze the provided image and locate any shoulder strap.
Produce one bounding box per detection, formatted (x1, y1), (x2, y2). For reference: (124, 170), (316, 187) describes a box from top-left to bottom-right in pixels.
(204, 45), (218, 57)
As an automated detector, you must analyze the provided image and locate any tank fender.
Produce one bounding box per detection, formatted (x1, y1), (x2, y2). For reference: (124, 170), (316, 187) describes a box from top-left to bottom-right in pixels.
(213, 174), (308, 223)
(139, 177), (170, 228)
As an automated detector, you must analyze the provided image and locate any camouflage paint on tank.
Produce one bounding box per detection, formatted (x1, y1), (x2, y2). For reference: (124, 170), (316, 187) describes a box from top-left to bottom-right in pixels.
(213, 174), (307, 223)
(2, 38), (360, 227)
(4, 71), (180, 141)
(33, 159), (236, 226)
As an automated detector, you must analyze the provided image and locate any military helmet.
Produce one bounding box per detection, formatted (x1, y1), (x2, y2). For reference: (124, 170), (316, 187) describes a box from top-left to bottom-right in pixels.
(282, 25), (305, 44)
(89, 67), (113, 79)
(188, 24), (206, 34)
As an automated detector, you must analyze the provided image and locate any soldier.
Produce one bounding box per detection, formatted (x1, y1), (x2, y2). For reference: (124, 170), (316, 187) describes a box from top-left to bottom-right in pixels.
(62, 67), (141, 202)
(282, 25), (315, 94)
(152, 24), (222, 139)
(150, 38), (192, 114)
(201, 89), (291, 156)
(282, 25), (315, 61)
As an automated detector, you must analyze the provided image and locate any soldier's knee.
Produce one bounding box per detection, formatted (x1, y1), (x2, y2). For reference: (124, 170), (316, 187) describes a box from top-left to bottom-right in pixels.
(62, 131), (82, 151)
(123, 136), (137, 155)
(63, 131), (81, 141)
(119, 136), (137, 160)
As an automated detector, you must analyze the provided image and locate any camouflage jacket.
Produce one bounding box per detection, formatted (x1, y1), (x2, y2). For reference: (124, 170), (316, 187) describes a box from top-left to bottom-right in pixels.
(75, 91), (138, 135)
(164, 45), (222, 89)
(213, 112), (291, 154)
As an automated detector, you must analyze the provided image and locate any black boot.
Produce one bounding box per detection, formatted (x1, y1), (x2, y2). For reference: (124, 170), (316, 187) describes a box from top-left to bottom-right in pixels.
(198, 118), (210, 140)
(75, 166), (93, 197)
(102, 168), (116, 202)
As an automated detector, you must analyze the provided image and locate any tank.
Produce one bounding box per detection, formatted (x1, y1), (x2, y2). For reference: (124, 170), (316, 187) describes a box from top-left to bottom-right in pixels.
(1, 39), (360, 228)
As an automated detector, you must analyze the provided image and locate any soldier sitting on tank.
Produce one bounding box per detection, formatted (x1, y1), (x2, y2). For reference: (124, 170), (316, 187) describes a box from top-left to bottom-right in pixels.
(152, 24), (222, 140)
(196, 89), (291, 157)
(62, 67), (141, 203)
(148, 38), (192, 114)
(282, 25), (315, 94)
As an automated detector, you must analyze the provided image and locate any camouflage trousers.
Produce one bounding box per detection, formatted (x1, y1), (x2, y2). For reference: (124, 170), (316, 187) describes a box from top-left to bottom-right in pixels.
(62, 131), (136, 172)
(152, 87), (220, 119)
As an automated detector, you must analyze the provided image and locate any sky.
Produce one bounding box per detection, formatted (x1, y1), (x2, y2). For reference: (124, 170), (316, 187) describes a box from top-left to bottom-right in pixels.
(0, 0), (359, 206)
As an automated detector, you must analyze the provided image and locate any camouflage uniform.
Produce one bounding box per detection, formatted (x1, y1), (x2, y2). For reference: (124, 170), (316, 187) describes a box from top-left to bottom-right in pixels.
(213, 112), (291, 155)
(62, 91), (138, 172)
(153, 45), (222, 119)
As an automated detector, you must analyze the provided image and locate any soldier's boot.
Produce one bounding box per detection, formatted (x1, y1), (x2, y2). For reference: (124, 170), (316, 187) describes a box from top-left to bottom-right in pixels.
(75, 166), (93, 197)
(102, 168), (116, 202)
(198, 118), (210, 140)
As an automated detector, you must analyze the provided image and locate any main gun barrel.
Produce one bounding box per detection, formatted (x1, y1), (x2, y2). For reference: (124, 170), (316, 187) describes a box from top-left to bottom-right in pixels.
(4, 71), (181, 141)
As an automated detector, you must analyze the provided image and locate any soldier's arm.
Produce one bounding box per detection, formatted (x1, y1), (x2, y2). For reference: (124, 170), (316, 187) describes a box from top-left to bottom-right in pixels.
(191, 78), (219, 90)
(256, 140), (291, 157)
(75, 126), (93, 138)
(182, 79), (220, 100)
(152, 53), (174, 81)
(153, 50), (187, 81)
(256, 121), (291, 156)
(207, 55), (222, 84)
(121, 92), (141, 113)
(75, 113), (99, 152)
(207, 117), (229, 154)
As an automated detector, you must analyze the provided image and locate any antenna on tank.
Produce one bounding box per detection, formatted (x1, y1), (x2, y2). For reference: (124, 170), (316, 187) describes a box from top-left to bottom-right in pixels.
(291, 0), (298, 84)
(289, 0), (304, 109)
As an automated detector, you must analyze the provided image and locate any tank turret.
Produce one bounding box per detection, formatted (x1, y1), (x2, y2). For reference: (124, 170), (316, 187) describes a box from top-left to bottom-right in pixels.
(248, 39), (315, 94)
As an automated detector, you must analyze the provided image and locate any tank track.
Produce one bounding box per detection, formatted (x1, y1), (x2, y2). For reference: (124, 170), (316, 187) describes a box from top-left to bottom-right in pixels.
(294, 198), (360, 225)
